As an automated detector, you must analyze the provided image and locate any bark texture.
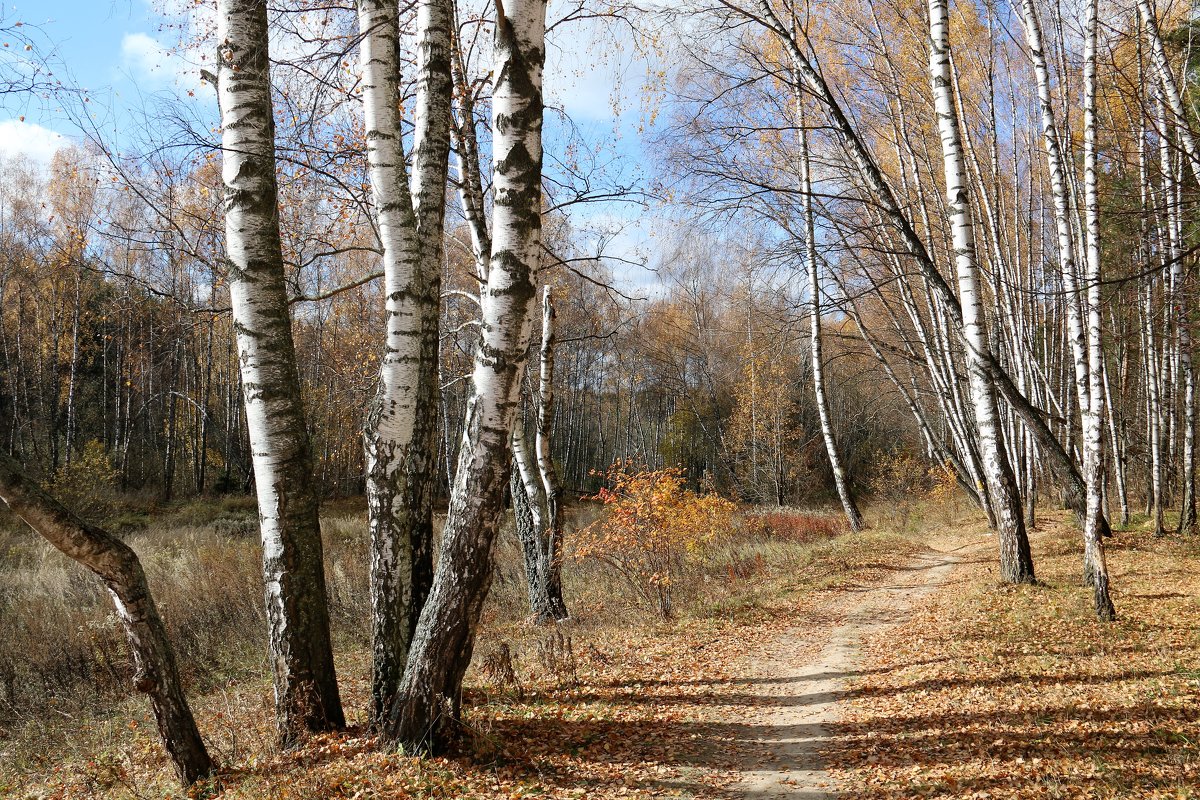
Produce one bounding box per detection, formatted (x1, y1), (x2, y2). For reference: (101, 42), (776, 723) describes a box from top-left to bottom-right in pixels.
(357, 0), (452, 728)
(798, 115), (863, 533)
(217, 0), (344, 740)
(511, 287), (570, 622)
(929, 0), (1032, 583)
(1081, 0), (1116, 618)
(385, 0), (547, 754)
(0, 452), (214, 786)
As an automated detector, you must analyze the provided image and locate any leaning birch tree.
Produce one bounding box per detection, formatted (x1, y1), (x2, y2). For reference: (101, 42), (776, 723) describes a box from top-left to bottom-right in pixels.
(216, 0), (344, 739)
(385, 0), (548, 753)
(927, 0), (1030, 579)
(0, 453), (214, 786)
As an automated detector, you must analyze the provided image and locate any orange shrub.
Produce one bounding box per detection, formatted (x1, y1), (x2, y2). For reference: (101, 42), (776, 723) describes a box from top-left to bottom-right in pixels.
(748, 511), (847, 543)
(573, 461), (737, 618)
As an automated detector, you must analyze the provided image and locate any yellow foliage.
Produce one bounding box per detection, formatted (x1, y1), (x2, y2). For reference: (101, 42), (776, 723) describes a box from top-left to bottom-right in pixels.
(574, 461), (738, 618)
(46, 440), (120, 522)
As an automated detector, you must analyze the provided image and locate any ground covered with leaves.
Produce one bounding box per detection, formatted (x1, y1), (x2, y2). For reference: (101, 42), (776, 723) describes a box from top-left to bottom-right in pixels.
(827, 514), (1200, 799)
(1, 510), (921, 799)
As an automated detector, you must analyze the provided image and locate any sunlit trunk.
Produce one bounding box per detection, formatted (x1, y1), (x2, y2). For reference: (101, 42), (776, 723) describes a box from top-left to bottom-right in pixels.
(217, 0), (344, 740)
(386, 0), (547, 754)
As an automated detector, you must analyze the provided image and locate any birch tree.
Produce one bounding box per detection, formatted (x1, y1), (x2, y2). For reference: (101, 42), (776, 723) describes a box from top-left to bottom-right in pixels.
(798, 114), (863, 532)
(1018, 0), (1114, 616)
(1081, 0), (1116, 618)
(1137, 0), (1197, 534)
(356, 0), (453, 729)
(0, 452), (214, 786)
(511, 286), (570, 621)
(216, 0), (344, 739)
(385, 0), (548, 753)
(928, 0), (1030, 579)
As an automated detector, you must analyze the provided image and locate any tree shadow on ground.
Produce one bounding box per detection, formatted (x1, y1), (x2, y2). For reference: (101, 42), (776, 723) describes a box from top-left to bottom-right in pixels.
(447, 656), (1194, 798)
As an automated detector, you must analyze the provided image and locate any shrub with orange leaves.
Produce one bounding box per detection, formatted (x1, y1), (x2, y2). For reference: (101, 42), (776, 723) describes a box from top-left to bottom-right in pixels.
(573, 461), (738, 618)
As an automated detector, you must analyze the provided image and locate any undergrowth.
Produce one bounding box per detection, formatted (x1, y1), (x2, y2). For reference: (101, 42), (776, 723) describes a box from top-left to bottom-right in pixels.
(0, 496), (932, 798)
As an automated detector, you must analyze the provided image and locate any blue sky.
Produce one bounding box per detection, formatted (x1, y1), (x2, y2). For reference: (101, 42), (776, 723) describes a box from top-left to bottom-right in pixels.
(0, 0), (662, 290)
(0, 1), (184, 158)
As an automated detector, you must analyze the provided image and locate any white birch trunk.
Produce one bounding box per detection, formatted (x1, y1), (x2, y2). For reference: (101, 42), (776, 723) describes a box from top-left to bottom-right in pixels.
(797, 109), (863, 532)
(356, 0), (443, 728)
(533, 286), (568, 615)
(217, 0), (344, 739)
(386, 0), (547, 753)
(1081, 0), (1116, 618)
(1018, 0), (1118, 604)
(929, 0), (1031, 581)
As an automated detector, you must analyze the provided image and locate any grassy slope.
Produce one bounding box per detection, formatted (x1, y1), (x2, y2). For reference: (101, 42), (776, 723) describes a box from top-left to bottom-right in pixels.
(0, 505), (922, 800)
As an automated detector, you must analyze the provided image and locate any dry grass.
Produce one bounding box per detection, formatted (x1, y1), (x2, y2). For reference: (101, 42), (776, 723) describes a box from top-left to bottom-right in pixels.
(0, 498), (925, 799)
(827, 511), (1200, 799)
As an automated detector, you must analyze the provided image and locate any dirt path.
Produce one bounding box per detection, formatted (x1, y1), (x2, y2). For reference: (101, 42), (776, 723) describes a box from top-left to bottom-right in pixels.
(729, 544), (975, 798)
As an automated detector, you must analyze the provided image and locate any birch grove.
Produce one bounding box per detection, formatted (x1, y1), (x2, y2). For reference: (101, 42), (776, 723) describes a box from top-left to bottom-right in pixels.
(6, 0), (1200, 784)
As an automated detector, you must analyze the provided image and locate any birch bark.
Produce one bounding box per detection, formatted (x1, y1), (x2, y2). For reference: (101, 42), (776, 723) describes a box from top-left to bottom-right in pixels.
(797, 111), (863, 532)
(358, 0), (453, 728)
(1018, 0), (1113, 600)
(358, 0), (418, 727)
(0, 453), (214, 786)
(217, 0), (344, 739)
(385, 0), (547, 753)
(1082, 0), (1116, 618)
(928, 0), (1030, 581)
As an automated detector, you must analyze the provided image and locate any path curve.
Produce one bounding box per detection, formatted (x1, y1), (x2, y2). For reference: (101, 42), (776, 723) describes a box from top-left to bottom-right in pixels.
(731, 546), (969, 798)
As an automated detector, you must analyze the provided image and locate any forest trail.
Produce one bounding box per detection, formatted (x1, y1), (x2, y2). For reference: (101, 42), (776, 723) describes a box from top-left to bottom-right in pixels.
(727, 539), (981, 798)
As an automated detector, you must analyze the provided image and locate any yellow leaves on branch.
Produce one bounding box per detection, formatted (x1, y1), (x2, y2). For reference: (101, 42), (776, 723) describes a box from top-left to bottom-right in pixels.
(573, 460), (737, 619)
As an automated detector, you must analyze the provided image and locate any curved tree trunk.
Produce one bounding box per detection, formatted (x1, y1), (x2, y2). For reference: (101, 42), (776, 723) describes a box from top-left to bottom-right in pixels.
(217, 0), (344, 741)
(0, 452), (214, 786)
(385, 0), (547, 754)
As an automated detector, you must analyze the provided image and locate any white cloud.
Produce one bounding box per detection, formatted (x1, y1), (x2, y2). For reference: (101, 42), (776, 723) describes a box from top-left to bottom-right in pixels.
(0, 119), (66, 163)
(120, 32), (210, 95)
(121, 32), (179, 86)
